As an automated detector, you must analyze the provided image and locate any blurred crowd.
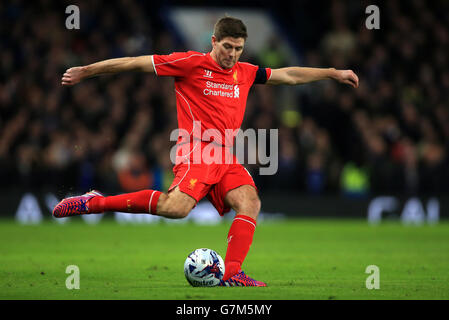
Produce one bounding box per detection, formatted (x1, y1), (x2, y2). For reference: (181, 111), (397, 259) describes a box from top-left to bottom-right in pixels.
(1, 0), (448, 198)
(265, 0), (449, 196)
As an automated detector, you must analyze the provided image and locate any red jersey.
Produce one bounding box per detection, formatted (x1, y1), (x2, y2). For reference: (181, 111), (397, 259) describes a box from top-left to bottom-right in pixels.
(152, 51), (271, 147)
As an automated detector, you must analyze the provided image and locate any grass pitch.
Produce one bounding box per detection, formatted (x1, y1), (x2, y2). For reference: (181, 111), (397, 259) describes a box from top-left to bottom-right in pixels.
(0, 218), (448, 300)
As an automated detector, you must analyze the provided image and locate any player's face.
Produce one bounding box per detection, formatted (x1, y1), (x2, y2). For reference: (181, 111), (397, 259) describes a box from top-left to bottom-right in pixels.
(212, 36), (245, 69)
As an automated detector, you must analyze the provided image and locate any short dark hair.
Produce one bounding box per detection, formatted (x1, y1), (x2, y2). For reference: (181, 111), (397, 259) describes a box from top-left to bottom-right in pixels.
(214, 16), (248, 41)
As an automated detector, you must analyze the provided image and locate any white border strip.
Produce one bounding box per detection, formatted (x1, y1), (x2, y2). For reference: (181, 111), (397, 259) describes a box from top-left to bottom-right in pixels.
(151, 55), (157, 75)
(148, 190), (156, 214)
(234, 217), (256, 228)
(175, 89), (196, 136)
(154, 53), (204, 69)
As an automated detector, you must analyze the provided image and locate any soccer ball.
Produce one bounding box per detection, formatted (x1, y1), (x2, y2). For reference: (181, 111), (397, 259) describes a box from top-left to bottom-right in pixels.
(184, 248), (225, 287)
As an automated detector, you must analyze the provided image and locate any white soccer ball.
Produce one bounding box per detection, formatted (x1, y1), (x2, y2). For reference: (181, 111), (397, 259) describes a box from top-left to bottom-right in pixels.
(184, 248), (225, 287)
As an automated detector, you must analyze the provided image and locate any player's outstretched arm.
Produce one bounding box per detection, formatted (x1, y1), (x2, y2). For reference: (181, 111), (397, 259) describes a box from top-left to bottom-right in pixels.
(61, 55), (154, 86)
(267, 67), (359, 88)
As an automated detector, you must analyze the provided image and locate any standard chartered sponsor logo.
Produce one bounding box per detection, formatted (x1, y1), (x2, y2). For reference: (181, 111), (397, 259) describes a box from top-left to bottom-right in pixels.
(206, 81), (234, 90)
(203, 81), (239, 98)
(203, 88), (234, 97)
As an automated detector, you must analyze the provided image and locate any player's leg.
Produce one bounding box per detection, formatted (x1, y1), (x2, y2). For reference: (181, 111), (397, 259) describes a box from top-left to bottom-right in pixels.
(53, 186), (197, 219)
(222, 184), (261, 280)
(224, 184), (260, 220)
(91, 186), (197, 219)
(205, 162), (266, 286)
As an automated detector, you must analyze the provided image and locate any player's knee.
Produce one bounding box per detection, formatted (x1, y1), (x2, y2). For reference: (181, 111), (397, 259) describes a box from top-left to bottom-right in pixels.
(249, 197), (261, 217)
(171, 205), (191, 219)
(160, 205), (190, 219)
(239, 196), (261, 219)
(157, 194), (192, 219)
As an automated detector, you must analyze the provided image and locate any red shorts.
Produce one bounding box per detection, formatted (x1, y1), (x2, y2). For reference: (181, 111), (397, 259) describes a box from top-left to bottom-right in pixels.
(168, 141), (257, 215)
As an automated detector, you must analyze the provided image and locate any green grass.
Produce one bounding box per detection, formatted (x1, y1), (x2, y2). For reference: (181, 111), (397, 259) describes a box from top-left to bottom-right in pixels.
(0, 218), (448, 300)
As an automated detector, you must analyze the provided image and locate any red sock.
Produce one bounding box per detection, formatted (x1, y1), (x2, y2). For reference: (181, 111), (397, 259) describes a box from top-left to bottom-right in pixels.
(223, 214), (257, 281)
(89, 190), (162, 214)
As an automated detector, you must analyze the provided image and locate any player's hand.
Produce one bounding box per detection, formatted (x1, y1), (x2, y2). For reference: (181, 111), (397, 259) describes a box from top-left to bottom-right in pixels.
(333, 69), (359, 88)
(61, 66), (87, 86)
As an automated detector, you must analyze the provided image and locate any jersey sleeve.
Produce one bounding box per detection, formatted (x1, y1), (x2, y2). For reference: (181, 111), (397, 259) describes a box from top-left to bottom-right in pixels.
(152, 51), (202, 77)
